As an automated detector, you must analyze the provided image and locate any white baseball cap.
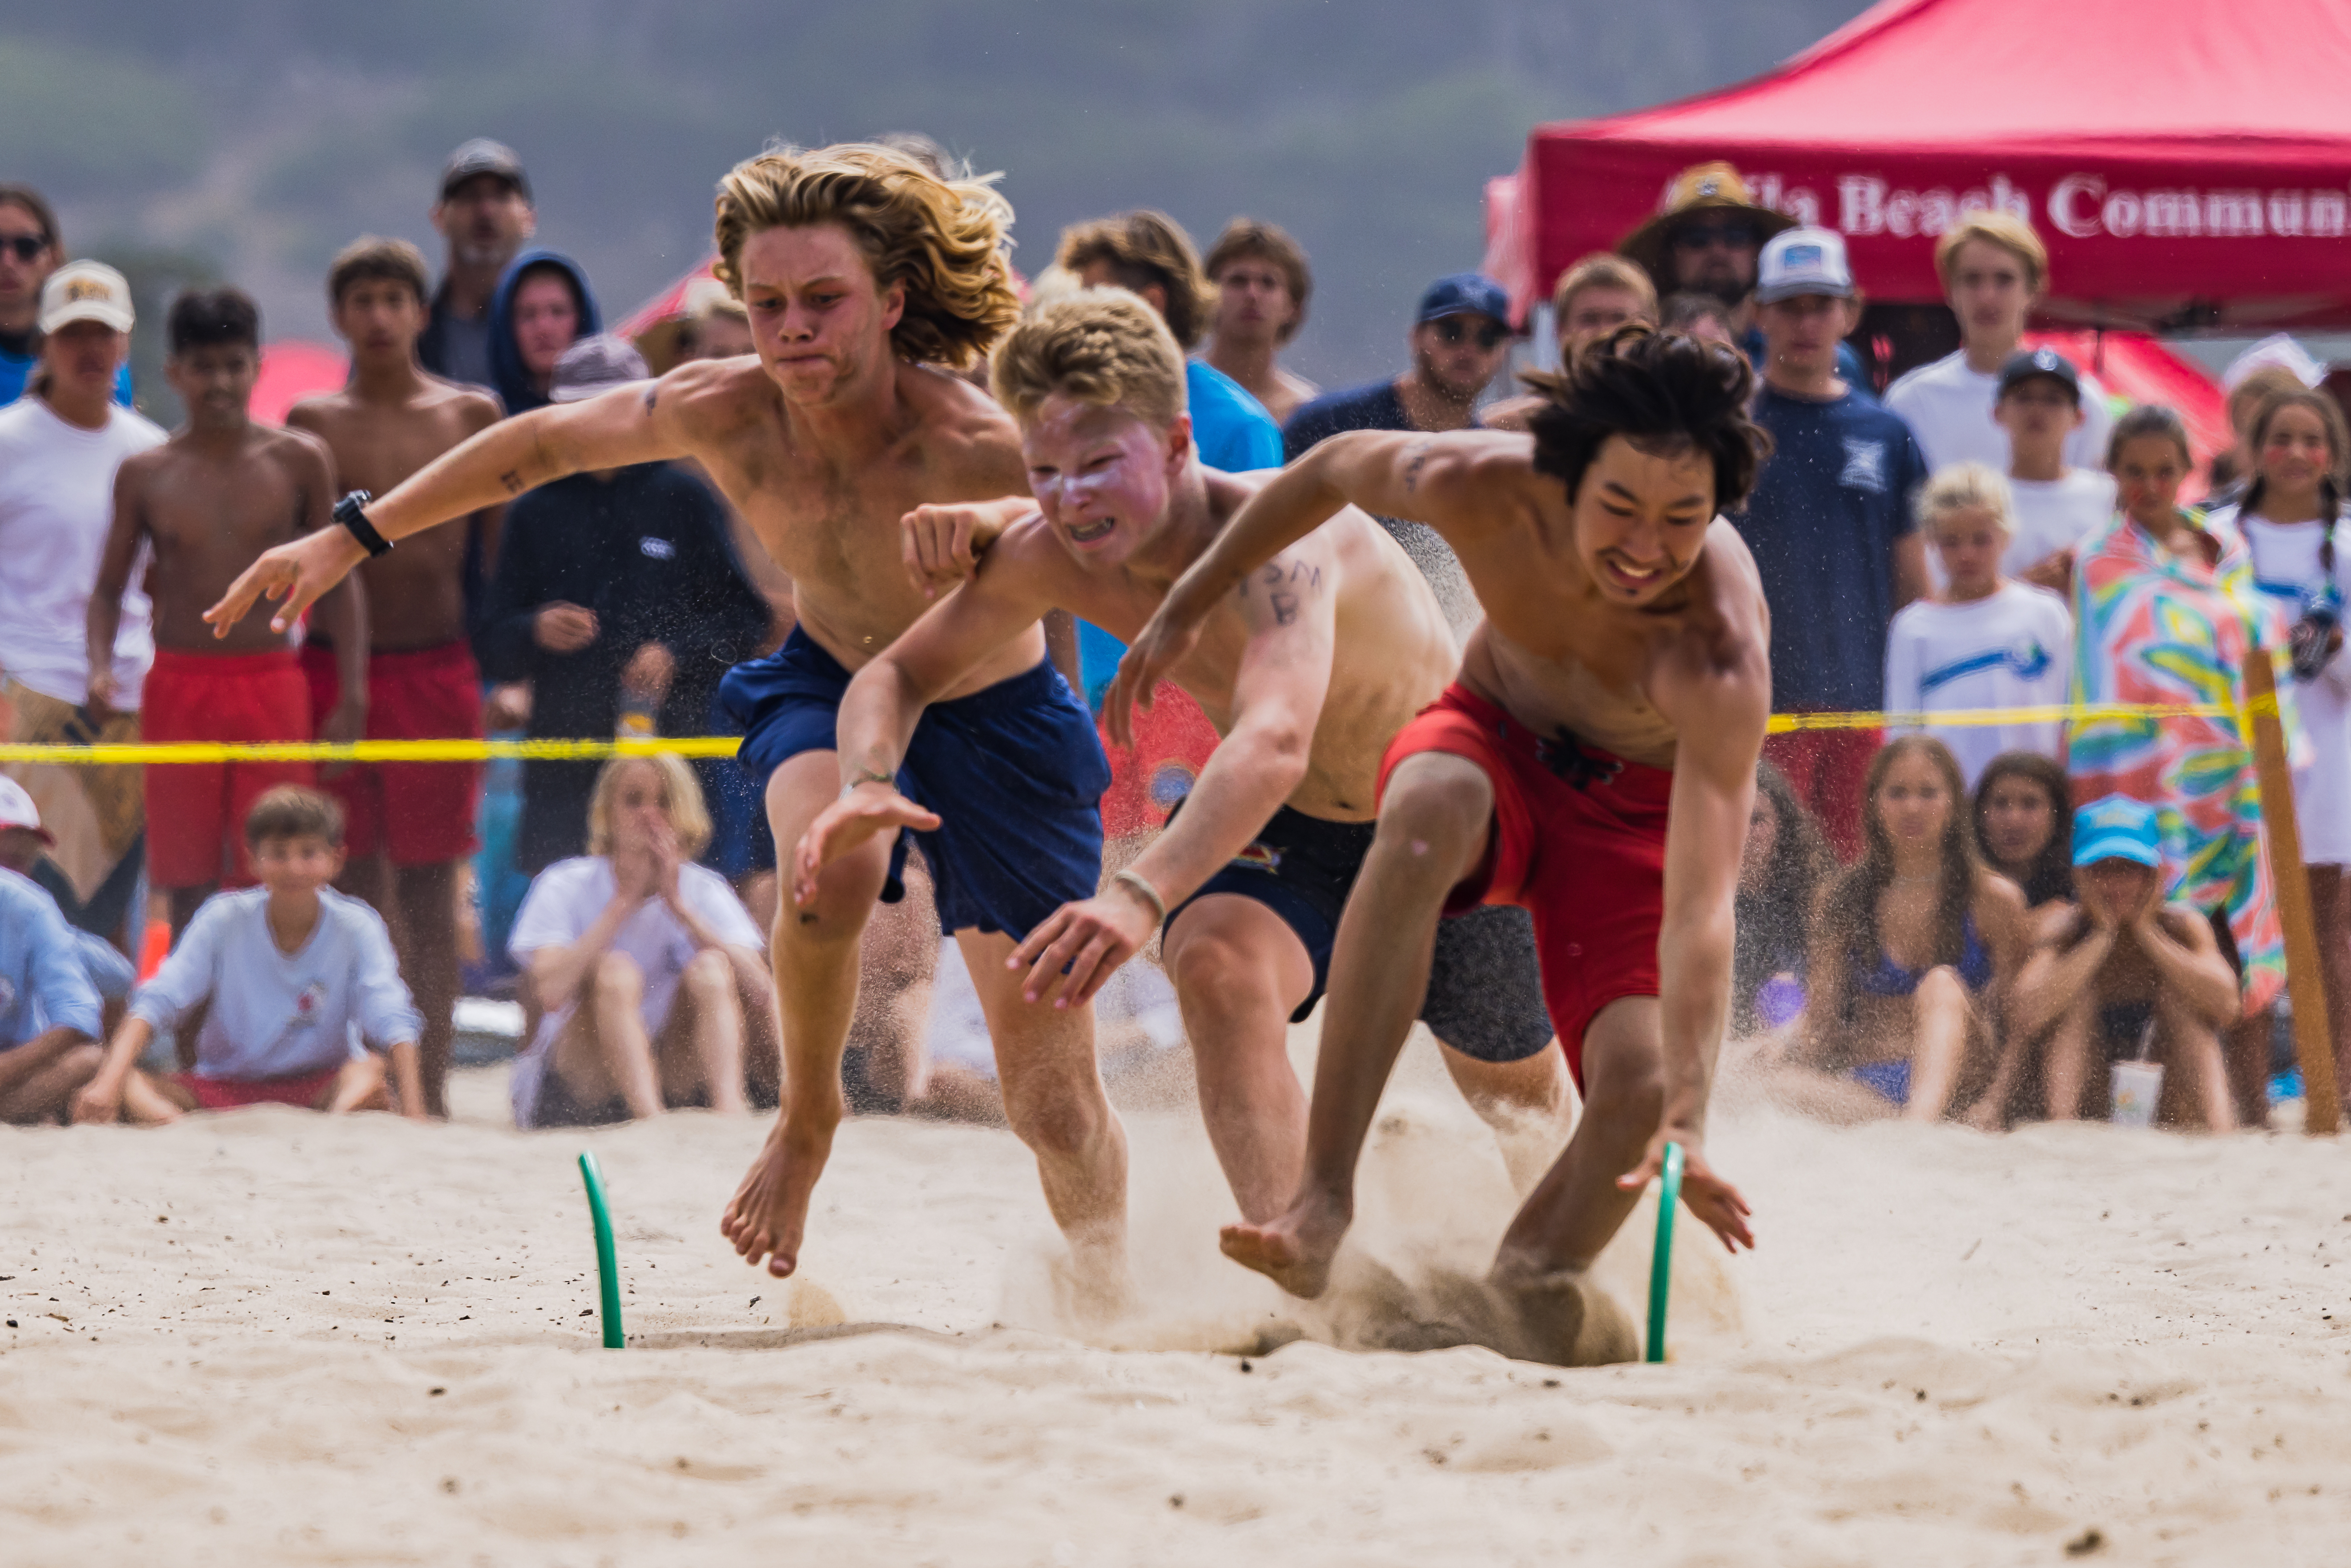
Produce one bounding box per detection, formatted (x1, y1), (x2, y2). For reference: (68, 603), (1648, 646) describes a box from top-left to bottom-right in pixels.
(39, 259), (135, 335)
(1755, 227), (1856, 304)
(0, 777), (53, 845)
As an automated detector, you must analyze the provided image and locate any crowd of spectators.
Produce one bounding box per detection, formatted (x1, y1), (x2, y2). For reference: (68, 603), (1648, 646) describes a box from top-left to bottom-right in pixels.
(0, 144), (2344, 1140)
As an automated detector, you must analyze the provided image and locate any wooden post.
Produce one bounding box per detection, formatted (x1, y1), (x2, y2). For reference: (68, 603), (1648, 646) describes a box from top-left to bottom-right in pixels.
(2243, 655), (2341, 1134)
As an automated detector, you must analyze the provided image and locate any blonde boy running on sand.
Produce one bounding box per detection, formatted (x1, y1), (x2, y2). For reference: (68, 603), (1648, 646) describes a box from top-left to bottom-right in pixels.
(206, 145), (1127, 1294)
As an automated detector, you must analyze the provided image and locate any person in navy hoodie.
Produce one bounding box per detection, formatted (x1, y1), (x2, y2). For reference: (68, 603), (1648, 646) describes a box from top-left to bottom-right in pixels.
(486, 247), (602, 416)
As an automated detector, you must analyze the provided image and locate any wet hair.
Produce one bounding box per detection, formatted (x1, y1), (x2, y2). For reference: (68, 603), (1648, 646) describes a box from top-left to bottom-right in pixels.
(1972, 751), (2073, 909)
(1932, 212), (2048, 293)
(2106, 403), (2192, 472)
(167, 287), (261, 357)
(1519, 326), (1771, 512)
(713, 142), (1019, 371)
(245, 784), (345, 849)
(0, 183), (60, 251)
(1733, 761), (1833, 1031)
(1550, 253), (1657, 331)
(2241, 386), (2351, 577)
(585, 753), (713, 860)
(1915, 461), (2016, 538)
(327, 235), (430, 307)
(1203, 217), (1312, 344)
(992, 286), (1187, 434)
(1820, 736), (1979, 1004)
(1055, 210), (1216, 351)
(1658, 291), (1730, 334)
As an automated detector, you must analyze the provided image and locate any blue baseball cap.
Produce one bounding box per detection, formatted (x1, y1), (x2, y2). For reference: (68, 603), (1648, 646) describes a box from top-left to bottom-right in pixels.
(1416, 271), (1511, 326)
(2073, 796), (2163, 869)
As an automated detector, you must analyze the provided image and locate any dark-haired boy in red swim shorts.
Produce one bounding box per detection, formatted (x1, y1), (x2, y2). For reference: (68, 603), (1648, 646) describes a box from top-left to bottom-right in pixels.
(1115, 328), (1774, 1363)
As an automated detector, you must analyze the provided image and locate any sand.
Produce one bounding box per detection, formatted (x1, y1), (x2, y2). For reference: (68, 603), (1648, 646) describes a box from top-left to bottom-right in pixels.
(6, 1023), (2351, 1567)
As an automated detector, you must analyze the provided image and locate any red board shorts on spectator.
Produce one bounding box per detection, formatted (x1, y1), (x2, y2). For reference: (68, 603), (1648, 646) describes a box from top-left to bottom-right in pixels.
(170, 1065), (342, 1111)
(1377, 681), (1671, 1089)
(141, 647), (314, 890)
(302, 640), (483, 866)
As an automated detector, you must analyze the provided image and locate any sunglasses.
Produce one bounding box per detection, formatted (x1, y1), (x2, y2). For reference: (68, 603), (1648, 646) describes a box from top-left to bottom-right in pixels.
(0, 235), (50, 263)
(1432, 317), (1509, 351)
(1671, 223), (1760, 252)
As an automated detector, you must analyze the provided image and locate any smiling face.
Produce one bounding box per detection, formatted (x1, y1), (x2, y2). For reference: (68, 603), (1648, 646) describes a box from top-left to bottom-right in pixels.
(739, 222), (905, 406)
(165, 341), (258, 432)
(2258, 402), (2336, 501)
(1569, 433), (1716, 605)
(1872, 746), (1954, 852)
(1020, 392), (1189, 569)
(1929, 502), (2007, 600)
(251, 832), (344, 898)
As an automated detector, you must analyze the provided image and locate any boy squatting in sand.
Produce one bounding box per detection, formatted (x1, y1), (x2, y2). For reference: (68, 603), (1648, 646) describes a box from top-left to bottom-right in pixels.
(72, 786), (427, 1123)
(794, 287), (1574, 1224)
(206, 144), (1127, 1290)
(1116, 328), (1772, 1353)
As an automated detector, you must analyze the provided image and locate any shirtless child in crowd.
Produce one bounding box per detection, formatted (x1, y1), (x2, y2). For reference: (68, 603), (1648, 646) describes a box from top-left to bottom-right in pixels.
(1116, 328), (1771, 1361)
(210, 144), (1128, 1291)
(798, 289), (1572, 1222)
(287, 237), (504, 1118)
(88, 287), (366, 937)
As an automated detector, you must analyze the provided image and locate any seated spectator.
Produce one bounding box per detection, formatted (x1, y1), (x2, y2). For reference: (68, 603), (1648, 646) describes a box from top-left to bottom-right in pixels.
(1797, 736), (2028, 1122)
(487, 249), (600, 414)
(2223, 385), (2351, 1114)
(0, 777), (133, 1006)
(2008, 797), (2239, 1130)
(71, 786), (425, 1124)
(1992, 348), (2115, 595)
(1485, 252), (1657, 431)
(506, 754), (777, 1129)
(1659, 291), (1736, 346)
(1972, 752), (2075, 913)
(1733, 762), (1832, 1036)
(0, 859), (104, 1125)
(2069, 406), (2284, 1124)
(1883, 462), (2072, 786)
(474, 335), (770, 876)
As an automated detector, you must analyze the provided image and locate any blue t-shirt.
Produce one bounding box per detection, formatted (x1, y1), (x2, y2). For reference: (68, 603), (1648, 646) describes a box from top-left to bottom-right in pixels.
(1074, 362), (1284, 708)
(1734, 384), (1928, 712)
(0, 347), (133, 408)
(0, 868), (102, 1047)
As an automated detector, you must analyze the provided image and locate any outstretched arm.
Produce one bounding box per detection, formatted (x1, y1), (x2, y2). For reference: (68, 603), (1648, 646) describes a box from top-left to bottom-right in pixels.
(205, 371), (700, 637)
(1012, 538), (1338, 1006)
(1106, 429), (1498, 746)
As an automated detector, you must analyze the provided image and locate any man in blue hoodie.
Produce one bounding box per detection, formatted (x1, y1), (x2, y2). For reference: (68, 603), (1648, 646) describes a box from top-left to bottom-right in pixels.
(210, 143), (1132, 1302)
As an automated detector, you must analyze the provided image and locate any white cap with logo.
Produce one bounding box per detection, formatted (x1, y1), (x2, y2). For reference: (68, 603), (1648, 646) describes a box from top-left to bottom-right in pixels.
(0, 776), (54, 846)
(1755, 227), (1856, 304)
(39, 260), (135, 335)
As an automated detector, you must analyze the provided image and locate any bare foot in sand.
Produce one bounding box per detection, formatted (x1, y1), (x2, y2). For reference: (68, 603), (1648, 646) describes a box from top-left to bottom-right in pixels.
(1220, 1191), (1351, 1299)
(1492, 1266), (1639, 1367)
(720, 1121), (832, 1278)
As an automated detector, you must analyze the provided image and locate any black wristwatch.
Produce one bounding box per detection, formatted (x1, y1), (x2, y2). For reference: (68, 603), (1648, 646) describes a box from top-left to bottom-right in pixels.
(333, 491), (394, 557)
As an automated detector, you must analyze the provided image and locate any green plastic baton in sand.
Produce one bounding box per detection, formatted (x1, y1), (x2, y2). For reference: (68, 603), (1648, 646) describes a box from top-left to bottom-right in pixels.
(1644, 1140), (1683, 1364)
(578, 1151), (625, 1349)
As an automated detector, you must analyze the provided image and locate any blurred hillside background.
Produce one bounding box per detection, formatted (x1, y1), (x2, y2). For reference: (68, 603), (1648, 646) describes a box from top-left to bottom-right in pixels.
(5, 0), (1874, 416)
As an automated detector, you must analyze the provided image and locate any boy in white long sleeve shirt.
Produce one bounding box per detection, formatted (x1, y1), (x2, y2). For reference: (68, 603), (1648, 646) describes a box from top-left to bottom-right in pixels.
(74, 785), (425, 1123)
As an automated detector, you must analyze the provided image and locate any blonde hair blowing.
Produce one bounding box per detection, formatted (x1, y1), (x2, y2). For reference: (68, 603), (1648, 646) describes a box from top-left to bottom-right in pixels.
(1915, 460), (2016, 537)
(712, 143), (1020, 370)
(1933, 212), (2048, 293)
(587, 753), (713, 860)
(992, 286), (1188, 432)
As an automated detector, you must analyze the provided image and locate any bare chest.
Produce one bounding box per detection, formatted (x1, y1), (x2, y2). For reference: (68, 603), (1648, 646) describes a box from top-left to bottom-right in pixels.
(324, 414), (477, 498)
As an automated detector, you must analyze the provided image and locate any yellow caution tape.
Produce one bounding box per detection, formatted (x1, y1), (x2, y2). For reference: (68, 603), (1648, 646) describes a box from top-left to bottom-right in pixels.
(0, 698), (2279, 765)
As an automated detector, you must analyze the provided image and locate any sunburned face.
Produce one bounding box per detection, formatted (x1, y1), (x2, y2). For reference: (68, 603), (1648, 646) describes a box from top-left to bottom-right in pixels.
(1738, 790), (1780, 895)
(333, 277), (427, 361)
(251, 833), (343, 897)
(1021, 393), (1188, 568)
(740, 222), (905, 405)
(604, 761), (674, 857)
(1873, 748), (1952, 850)
(165, 341), (258, 431)
(1569, 433), (1715, 605)
(1930, 503), (2007, 600)
(511, 270), (580, 381)
(2113, 434), (2189, 530)
(2258, 404), (2336, 499)
(1981, 774), (2055, 869)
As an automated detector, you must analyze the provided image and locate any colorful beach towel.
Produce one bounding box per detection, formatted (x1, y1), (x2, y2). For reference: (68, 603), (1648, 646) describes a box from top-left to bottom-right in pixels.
(2068, 509), (2296, 1011)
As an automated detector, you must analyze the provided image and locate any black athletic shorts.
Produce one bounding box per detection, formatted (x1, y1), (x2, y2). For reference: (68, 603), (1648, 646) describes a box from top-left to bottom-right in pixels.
(1163, 800), (1554, 1060)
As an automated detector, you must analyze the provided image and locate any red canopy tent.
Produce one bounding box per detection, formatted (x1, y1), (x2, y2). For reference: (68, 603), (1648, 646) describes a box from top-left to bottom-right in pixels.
(1483, 0), (2351, 333)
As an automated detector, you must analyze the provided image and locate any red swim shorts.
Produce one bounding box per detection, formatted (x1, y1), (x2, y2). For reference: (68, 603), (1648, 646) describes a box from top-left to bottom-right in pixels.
(1377, 681), (1672, 1087)
(172, 1064), (342, 1111)
(142, 647), (315, 890)
(303, 640), (483, 866)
